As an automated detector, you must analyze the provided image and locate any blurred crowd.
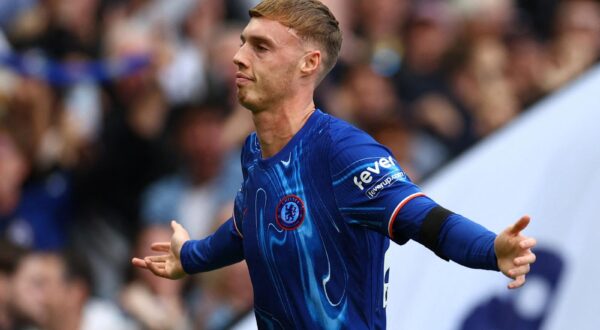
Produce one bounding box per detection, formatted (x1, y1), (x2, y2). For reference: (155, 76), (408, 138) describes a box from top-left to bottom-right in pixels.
(0, 0), (598, 329)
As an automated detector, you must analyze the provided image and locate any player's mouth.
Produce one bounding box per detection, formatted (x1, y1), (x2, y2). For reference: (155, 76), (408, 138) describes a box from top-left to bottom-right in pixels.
(235, 72), (254, 86)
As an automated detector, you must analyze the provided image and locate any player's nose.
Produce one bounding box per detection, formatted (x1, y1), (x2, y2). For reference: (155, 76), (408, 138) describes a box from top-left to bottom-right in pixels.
(233, 46), (249, 68)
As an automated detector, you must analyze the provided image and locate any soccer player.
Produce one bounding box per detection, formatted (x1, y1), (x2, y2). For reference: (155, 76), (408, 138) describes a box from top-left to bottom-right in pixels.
(132, 0), (537, 328)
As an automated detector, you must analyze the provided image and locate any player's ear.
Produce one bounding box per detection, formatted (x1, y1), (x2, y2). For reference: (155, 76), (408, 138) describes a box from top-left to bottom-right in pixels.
(300, 50), (321, 77)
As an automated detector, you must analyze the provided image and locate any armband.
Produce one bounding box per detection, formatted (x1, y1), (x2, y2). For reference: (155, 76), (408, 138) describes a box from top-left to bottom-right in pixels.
(420, 206), (453, 261)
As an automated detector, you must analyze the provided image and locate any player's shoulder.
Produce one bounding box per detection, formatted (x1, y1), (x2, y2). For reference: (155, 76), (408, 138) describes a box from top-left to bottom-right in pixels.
(319, 112), (385, 158)
(319, 113), (399, 180)
(319, 112), (379, 148)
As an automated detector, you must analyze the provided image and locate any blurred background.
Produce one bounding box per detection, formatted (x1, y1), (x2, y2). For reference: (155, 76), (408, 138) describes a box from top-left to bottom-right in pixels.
(0, 0), (598, 329)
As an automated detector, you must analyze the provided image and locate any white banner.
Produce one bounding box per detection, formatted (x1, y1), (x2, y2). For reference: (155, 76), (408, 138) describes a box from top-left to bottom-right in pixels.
(387, 64), (600, 330)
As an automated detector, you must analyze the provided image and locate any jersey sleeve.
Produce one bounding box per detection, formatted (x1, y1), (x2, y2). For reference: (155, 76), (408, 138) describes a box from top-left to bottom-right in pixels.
(328, 124), (499, 270)
(328, 124), (423, 244)
(180, 217), (245, 273)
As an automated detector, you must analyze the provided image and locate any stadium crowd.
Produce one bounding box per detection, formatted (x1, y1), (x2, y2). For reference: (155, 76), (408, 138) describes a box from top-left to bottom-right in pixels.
(0, 0), (598, 329)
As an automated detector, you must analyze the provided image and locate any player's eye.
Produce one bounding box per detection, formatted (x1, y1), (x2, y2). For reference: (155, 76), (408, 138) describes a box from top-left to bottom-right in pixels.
(255, 44), (268, 52)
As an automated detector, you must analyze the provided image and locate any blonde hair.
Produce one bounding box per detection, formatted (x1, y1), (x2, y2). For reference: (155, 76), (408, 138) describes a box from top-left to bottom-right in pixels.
(249, 0), (342, 80)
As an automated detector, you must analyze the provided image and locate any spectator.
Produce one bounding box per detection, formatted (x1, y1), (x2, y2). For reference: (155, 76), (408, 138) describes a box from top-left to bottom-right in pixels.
(192, 203), (253, 330)
(121, 225), (193, 330)
(0, 122), (71, 250)
(141, 103), (241, 239)
(541, 0), (600, 92)
(331, 64), (401, 132)
(0, 240), (26, 329)
(10, 250), (132, 330)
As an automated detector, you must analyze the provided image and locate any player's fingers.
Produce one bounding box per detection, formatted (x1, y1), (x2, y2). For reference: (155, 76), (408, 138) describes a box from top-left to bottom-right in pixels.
(509, 215), (530, 235)
(146, 255), (169, 263)
(514, 253), (536, 266)
(145, 258), (168, 278)
(132, 258), (148, 269)
(508, 264), (531, 278)
(519, 238), (537, 249)
(151, 242), (170, 252)
(508, 275), (526, 289)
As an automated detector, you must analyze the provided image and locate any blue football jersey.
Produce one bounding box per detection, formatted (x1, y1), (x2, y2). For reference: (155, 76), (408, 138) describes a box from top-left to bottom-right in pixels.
(231, 109), (424, 329)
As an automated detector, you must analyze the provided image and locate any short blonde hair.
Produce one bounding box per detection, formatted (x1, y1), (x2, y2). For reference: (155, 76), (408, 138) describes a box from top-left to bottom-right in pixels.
(249, 0), (342, 80)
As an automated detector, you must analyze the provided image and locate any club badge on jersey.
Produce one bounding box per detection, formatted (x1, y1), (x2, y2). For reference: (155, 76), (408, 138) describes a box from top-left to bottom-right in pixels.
(276, 195), (305, 230)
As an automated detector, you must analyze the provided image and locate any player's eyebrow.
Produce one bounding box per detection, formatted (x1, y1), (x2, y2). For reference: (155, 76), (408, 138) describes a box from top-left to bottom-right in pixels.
(240, 33), (276, 48)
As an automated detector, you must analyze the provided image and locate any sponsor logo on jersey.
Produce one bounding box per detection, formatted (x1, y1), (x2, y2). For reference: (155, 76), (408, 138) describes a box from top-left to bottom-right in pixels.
(352, 156), (407, 199)
(276, 195), (305, 230)
(366, 171), (406, 199)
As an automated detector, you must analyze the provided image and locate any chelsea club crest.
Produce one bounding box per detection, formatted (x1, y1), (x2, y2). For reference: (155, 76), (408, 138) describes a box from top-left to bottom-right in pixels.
(276, 195), (305, 230)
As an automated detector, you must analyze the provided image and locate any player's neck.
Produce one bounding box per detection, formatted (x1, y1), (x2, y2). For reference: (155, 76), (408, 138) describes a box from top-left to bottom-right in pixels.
(252, 100), (316, 159)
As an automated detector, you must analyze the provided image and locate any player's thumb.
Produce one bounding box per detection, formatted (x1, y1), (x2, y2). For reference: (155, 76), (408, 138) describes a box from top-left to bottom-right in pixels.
(171, 220), (186, 233)
(171, 220), (191, 240)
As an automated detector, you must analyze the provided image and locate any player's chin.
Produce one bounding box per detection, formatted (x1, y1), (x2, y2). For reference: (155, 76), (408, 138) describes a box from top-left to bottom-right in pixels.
(237, 93), (261, 112)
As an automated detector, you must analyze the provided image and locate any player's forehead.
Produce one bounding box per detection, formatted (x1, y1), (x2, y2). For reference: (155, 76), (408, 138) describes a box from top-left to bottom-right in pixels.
(240, 17), (301, 47)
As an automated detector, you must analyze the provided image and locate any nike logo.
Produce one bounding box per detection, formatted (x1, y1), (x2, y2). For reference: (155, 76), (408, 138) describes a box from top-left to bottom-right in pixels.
(281, 153), (292, 167)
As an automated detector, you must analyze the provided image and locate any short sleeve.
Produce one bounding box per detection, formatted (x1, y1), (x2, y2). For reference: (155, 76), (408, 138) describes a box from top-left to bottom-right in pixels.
(329, 124), (423, 242)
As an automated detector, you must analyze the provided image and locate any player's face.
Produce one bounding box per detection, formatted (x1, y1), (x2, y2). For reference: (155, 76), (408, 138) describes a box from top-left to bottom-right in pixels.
(233, 17), (306, 112)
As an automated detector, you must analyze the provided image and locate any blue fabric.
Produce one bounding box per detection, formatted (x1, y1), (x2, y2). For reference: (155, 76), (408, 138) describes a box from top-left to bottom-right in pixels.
(180, 218), (244, 273)
(390, 195), (498, 270)
(0, 52), (150, 86)
(438, 213), (499, 270)
(391, 195), (437, 244)
(0, 0), (36, 27)
(0, 172), (71, 250)
(180, 110), (498, 329)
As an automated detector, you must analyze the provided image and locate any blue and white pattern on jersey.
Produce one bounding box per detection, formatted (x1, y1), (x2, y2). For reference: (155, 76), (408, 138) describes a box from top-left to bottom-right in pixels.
(235, 110), (417, 329)
(245, 137), (349, 329)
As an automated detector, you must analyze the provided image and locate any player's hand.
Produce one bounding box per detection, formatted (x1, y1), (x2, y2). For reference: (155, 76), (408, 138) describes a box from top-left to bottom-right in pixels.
(132, 220), (190, 280)
(494, 215), (537, 289)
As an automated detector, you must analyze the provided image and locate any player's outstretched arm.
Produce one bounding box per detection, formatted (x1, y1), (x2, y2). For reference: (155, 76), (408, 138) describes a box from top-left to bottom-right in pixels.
(494, 215), (537, 289)
(132, 220), (190, 280)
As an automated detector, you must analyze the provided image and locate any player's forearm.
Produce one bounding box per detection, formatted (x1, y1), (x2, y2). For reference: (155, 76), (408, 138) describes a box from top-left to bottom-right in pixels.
(437, 214), (499, 271)
(180, 218), (245, 273)
(391, 196), (498, 270)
